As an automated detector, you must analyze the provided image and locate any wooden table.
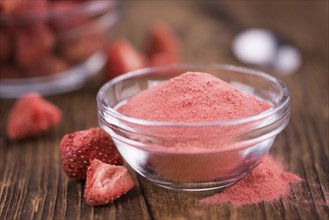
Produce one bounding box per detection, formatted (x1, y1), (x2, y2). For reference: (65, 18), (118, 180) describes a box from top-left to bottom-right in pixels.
(1, 1), (328, 219)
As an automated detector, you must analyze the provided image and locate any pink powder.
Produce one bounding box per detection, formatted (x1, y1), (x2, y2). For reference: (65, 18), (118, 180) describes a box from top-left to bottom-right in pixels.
(119, 71), (270, 122)
(200, 155), (302, 206)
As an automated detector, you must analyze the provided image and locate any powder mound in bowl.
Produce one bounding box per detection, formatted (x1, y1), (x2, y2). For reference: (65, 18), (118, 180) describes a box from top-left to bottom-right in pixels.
(200, 155), (302, 206)
(114, 71), (285, 183)
(119, 71), (271, 122)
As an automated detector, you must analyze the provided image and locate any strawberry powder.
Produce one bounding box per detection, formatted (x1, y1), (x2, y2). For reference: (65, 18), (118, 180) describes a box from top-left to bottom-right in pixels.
(200, 155), (301, 206)
(118, 71), (301, 204)
(119, 71), (270, 122)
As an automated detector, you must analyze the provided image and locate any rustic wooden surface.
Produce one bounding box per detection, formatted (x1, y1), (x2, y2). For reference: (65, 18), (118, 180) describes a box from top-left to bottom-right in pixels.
(1, 1), (328, 220)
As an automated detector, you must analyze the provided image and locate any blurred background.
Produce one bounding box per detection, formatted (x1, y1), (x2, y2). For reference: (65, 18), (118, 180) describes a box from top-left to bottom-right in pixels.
(115, 1), (327, 67)
(0, 0), (327, 98)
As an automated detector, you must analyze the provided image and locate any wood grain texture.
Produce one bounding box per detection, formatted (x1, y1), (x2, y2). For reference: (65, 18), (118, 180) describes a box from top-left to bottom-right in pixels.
(1, 1), (328, 220)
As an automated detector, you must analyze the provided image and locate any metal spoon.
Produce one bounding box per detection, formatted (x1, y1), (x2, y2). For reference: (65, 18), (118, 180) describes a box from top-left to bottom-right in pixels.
(232, 28), (302, 76)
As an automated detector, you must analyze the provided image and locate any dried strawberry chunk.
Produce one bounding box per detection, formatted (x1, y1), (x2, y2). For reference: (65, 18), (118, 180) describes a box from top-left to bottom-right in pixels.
(60, 127), (123, 179)
(7, 92), (62, 140)
(84, 159), (135, 206)
(147, 22), (181, 64)
(106, 40), (147, 79)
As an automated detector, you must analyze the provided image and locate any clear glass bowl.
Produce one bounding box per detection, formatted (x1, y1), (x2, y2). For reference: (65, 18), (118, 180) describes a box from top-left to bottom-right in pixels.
(97, 64), (290, 191)
(0, 0), (118, 98)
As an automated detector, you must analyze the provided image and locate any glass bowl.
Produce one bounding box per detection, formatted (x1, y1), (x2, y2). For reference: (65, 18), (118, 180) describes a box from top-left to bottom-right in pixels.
(97, 64), (290, 192)
(0, 0), (118, 98)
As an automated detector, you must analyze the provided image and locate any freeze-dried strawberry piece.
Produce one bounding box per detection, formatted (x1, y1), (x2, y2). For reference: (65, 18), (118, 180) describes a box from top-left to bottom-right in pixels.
(26, 55), (68, 77)
(147, 22), (181, 63)
(7, 93), (62, 140)
(0, 66), (21, 79)
(106, 40), (147, 79)
(0, 0), (48, 14)
(49, 1), (90, 31)
(150, 52), (180, 67)
(60, 127), (123, 179)
(0, 31), (11, 64)
(15, 24), (55, 68)
(84, 159), (135, 206)
(59, 25), (104, 64)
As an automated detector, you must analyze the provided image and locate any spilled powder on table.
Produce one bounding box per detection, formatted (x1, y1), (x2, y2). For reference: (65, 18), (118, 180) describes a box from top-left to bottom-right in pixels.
(200, 155), (302, 206)
(119, 71), (271, 122)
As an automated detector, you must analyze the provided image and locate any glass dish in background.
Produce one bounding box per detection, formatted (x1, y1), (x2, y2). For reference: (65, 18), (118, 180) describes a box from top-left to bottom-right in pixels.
(0, 0), (118, 98)
(97, 64), (290, 192)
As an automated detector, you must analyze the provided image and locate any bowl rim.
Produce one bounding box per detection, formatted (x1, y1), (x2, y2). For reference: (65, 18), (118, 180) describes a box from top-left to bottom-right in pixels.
(97, 63), (290, 127)
(0, 0), (116, 23)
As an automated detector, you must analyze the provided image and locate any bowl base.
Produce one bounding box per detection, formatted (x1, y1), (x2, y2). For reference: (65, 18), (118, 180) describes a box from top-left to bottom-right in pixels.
(153, 181), (236, 192)
(136, 170), (246, 193)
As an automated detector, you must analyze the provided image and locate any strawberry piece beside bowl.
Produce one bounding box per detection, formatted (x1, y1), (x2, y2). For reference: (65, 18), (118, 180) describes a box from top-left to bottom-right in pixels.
(84, 158), (135, 206)
(60, 127), (123, 179)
